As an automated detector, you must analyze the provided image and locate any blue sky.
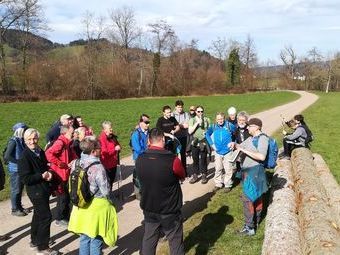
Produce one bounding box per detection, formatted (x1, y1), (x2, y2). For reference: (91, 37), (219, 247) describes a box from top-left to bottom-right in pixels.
(41, 0), (340, 64)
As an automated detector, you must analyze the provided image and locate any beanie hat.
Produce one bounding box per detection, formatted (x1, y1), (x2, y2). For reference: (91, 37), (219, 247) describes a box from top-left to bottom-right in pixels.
(12, 122), (28, 132)
(227, 107), (237, 115)
(247, 118), (262, 128)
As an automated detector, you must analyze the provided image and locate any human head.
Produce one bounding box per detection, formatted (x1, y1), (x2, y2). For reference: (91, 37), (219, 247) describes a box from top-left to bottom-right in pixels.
(175, 100), (184, 113)
(162, 105), (172, 119)
(237, 111), (249, 128)
(195, 105), (204, 117)
(227, 107), (237, 121)
(80, 136), (101, 157)
(60, 114), (74, 126)
(189, 106), (196, 116)
(294, 114), (305, 125)
(12, 122), (28, 138)
(287, 119), (298, 129)
(216, 112), (225, 126)
(102, 121), (113, 136)
(24, 128), (40, 150)
(74, 115), (84, 128)
(60, 125), (74, 139)
(247, 118), (262, 136)
(139, 114), (150, 131)
(148, 128), (165, 147)
(75, 127), (86, 141)
(12, 122), (28, 132)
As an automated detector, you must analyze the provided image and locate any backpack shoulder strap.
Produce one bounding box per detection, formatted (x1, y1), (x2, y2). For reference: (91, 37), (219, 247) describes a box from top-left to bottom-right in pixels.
(84, 161), (100, 171)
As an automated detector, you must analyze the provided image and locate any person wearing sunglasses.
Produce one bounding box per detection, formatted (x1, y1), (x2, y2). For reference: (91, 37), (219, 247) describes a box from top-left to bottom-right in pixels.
(188, 106), (211, 184)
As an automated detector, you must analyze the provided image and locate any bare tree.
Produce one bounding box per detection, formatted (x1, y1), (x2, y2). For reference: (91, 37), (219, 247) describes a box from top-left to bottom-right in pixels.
(148, 19), (175, 96)
(239, 34), (258, 88)
(280, 45), (297, 80)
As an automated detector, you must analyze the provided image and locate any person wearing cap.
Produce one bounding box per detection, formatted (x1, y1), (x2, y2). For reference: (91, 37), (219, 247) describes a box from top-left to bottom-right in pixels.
(45, 114), (74, 146)
(227, 107), (237, 125)
(235, 118), (269, 236)
(3, 122), (29, 216)
(188, 106), (196, 119)
(172, 100), (190, 171)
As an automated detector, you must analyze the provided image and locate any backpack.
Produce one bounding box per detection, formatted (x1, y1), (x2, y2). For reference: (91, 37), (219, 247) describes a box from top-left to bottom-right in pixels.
(252, 133), (278, 169)
(69, 159), (100, 208)
(301, 124), (314, 146)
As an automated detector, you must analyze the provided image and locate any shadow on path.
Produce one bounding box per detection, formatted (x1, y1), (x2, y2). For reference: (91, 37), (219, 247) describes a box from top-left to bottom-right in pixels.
(184, 206), (233, 255)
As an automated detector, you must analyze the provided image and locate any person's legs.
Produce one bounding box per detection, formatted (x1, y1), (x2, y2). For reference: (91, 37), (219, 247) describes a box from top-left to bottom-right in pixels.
(240, 194), (255, 229)
(199, 149), (208, 175)
(106, 167), (117, 189)
(141, 220), (161, 255)
(214, 154), (224, 188)
(56, 188), (70, 222)
(191, 146), (200, 175)
(178, 136), (187, 172)
(282, 138), (290, 156)
(79, 234), (91, 255)
(162, 214), (184, 255)
(9, 172), (25, 213)
(254, 196), (264, 227)
(223, 152), (234, 189)
(89, 236), (103, 255)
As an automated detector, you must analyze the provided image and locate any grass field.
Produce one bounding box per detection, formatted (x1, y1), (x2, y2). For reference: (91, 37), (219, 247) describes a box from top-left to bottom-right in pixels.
(0, 91), (298, 201)
(158, 91), (340, 255)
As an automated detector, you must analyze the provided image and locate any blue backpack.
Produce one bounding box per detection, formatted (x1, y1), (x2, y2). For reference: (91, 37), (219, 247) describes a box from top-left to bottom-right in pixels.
(252, 133), (278, 169)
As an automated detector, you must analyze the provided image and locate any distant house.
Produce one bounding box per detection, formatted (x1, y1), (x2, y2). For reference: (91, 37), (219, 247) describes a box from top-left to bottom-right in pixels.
(293, 72), (306, 81)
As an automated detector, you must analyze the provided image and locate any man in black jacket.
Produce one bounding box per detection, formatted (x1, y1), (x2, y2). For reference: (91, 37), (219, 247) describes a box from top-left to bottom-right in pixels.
(136, 128), (185, 255)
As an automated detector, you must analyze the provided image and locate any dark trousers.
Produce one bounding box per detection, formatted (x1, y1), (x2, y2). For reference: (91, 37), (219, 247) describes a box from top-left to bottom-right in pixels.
(283, 138), (304, 156)
(106, 167), (117, 189)
(191, 146), (207, 175)
(56, 182), (70, 221)
(141, 212), (184, 255)
(29, 195), (52, 250)
(241, 194), (263, 229)
(177, 136), (187, 173)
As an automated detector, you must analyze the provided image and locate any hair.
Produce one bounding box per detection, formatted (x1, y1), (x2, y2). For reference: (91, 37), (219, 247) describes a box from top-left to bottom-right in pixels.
(102, 120), (112, 129)
(75, 127), (86, 135)
(24, 128), (40, 141)
(175, 100), (184, 106)
(216, 112), (225, 118)
(80, 136), (101, 155)
(287, 119), (296, 128)
(162, 105), (171, 112)
(13, 127), (26, 138)
(149, 128), (164, 144)
(189, 105), (196, 111)
(294, 114), (306, 125)
(139, 113), (150, 123)
(237, 111), (249, 120)
(196, 105), (204, 111)
(73, 115), (82, 128)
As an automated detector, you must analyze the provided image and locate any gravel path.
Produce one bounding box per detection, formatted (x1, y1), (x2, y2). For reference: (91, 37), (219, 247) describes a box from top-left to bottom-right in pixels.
(0, 91), (318, 255)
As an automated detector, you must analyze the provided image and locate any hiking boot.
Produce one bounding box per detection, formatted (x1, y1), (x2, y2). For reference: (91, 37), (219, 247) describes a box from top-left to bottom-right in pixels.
(11, 210), (27, 217)
(36, 248), (59, 255)
(238, 225), (255, 236)
(201, 174), (208, 184)
(189, 174), (198, 184)
(224, 187), (232, 193)
(55, 220), (68, 227)
(31, 240), (54, 250)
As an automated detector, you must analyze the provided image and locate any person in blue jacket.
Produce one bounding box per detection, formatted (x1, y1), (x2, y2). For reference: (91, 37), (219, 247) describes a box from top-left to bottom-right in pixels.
(206, 112), (236, 192)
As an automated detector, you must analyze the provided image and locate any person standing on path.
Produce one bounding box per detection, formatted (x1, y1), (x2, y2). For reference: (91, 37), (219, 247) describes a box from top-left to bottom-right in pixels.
(18, 128), (59, 255)
(235, 118), (269, 236)
(172, 100), (190, 172)
(45, 125), (77, 227)
(205, 112), (236, 192)
(188, 106), (211, 184)
(227, 106), (237, 126)
(45, 114), (74, 148)
(136, 128), (185, 255)
(3, 122), (30, 216)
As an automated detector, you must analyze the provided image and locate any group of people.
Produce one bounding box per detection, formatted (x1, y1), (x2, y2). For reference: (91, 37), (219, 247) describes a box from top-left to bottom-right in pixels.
(1, 100), (313, 255)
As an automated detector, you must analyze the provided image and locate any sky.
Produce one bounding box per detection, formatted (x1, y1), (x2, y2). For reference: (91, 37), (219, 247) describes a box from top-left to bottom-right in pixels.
(40, 0), (340, 64)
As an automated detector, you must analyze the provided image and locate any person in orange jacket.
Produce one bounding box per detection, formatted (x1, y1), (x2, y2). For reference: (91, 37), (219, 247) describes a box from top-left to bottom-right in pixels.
(45, 125), (77, 227)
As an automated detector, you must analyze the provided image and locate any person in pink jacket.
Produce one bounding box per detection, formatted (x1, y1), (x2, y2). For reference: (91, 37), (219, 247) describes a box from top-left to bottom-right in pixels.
(45, 125), (77, 227)
(99, 121), (121, 188)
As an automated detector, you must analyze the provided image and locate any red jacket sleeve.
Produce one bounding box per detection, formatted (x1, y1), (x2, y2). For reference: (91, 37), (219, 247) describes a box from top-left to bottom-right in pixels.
(45, 139), (64, 167)
(173, 157), (186, 180)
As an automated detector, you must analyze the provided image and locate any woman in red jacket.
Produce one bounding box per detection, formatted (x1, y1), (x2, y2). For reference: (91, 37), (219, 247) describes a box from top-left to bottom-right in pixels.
(99, 121), (121, 188)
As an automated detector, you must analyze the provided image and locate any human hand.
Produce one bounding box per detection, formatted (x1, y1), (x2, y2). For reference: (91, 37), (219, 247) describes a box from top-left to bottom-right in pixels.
(115, 145), (121, 151)
(58, 162), (68, 169)
(282, 130), (287, 135)
(228, 142), (235, 150)
(42, 171), (52, 181)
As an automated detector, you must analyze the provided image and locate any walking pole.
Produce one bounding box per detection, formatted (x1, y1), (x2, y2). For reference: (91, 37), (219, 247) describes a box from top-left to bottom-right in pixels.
(116, 152), (124, 201)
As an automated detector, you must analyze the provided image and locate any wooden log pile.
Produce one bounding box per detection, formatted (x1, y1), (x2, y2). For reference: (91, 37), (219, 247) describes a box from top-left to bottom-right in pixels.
(262, 148), (340, 255)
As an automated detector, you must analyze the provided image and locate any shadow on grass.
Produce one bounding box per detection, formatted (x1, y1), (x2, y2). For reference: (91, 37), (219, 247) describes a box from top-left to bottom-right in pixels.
(184, 206), (233, 255)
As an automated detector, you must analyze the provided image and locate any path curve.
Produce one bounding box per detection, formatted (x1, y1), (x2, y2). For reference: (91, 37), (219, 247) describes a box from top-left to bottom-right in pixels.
(0, 91), (319, 255)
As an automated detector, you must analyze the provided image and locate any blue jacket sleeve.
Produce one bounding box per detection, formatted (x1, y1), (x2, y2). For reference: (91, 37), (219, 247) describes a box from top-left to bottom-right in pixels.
(131, 131), (142, 156)
(205, 126), (214, 145)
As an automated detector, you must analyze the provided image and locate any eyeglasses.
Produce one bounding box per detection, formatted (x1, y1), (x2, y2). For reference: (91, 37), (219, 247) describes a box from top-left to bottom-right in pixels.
(144, 121), (150, 124)
(189, 109), (195, 112)
(196, 110), (204, 113)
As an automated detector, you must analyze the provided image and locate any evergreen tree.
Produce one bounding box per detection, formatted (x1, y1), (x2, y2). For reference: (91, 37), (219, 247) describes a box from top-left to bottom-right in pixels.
(226, 48), (241, 86)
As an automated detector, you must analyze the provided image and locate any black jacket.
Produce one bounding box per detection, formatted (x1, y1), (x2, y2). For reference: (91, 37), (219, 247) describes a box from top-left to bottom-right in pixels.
(18, 147), (51, 199)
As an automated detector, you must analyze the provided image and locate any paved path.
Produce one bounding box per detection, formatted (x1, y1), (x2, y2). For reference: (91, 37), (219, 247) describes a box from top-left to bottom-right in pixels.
(0, 91), (318, 255)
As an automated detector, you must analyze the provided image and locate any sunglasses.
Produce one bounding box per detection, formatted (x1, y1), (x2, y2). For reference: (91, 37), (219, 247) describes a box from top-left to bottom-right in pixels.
(144, 121), (150, 124)
(196, 110), (204, 113)
(189, 109), (195, 111)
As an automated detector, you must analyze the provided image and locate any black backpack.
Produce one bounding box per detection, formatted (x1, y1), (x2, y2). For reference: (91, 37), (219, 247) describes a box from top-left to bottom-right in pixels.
(301, 124), (314, 147)
(69, 159), (100, 208)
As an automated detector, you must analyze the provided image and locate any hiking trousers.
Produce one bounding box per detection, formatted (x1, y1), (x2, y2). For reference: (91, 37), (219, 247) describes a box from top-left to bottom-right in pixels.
(191, 146), (207, 175)
(214, 152), (234, 188)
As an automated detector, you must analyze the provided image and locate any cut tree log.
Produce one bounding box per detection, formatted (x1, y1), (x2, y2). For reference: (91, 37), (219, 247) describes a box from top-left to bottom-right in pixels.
(262, 160), (303, 255)
(291, 148), (340, 255)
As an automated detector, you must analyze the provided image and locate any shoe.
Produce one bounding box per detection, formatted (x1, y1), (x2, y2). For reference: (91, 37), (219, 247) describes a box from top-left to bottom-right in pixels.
(31, 240), (54, 250)
(189, 174), (198, 184)
(21, 208), (31, 214)
(213, 186), (222, 192)
(201, 174), (208, 184)
(224, 187), (232, 193)
(238, 225), (255, 236)
(11, 210), (27, 217)
(36, 248), (59, 255)
(55, 220), (68, 227)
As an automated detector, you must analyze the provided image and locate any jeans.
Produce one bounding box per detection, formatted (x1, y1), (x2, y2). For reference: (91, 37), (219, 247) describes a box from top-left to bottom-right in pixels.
(191, 146), (207, 175)
(79, 234), (103, 255)
(9, 171), (24, 211)
(56, 182), (71, 221)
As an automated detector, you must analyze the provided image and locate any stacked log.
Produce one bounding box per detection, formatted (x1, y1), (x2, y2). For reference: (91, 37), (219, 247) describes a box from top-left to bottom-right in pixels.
(262, 160), (303, 255)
